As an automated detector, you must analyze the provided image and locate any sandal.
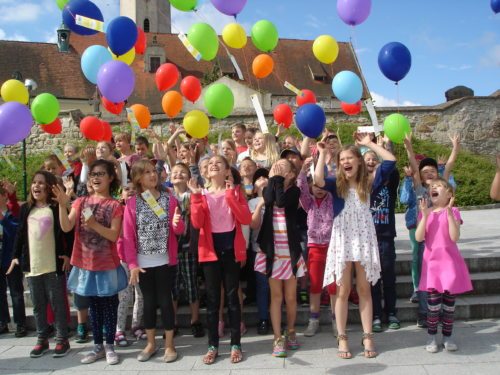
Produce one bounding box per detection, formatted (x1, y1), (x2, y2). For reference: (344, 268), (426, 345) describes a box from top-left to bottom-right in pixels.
(361, 332), (378, 358)
(132, 327), (147, 341)
(230, 345), (243, 364)
(202, 345), (218, 365)
(336, 334), (352, 359)
(114, 331), (128, 347)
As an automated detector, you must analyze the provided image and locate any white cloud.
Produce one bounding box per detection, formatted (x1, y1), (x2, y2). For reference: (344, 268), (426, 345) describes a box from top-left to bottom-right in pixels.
(435, 64), (472, 71)
(304, 14), (323, 29)
(171, 2), (236, 34)
(371, 92), (421, 107)
(480, 44), (500, 67)
(355, 47), (370, 55)
(0, 27), (28, 41)
(0, 3), (42, 22)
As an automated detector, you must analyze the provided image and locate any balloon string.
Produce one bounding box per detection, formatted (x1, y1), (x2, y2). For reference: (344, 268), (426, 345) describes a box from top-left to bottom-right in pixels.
(396, 82), (400, 114)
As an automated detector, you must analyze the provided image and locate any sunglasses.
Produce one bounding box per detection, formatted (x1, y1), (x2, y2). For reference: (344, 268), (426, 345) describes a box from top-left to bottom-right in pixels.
(89, 171), (107, 178)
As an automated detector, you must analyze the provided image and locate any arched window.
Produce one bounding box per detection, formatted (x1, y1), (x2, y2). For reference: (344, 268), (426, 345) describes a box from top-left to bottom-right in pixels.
(143, 18), (150, 33)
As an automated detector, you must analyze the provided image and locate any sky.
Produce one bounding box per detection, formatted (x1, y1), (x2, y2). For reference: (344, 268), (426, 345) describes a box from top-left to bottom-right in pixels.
(0, 0), (498, 106)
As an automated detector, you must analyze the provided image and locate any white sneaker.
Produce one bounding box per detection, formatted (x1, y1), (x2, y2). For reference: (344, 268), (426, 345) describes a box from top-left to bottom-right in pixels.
(443, 336), (458, 351)
(304, 319), (320, 337)
(104, 344), (119, 365)
(426, 335), (439, 353)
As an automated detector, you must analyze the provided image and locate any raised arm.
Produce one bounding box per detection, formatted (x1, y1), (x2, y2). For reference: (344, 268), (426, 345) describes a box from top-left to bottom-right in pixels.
(314, 142), (327, 188)
(443, 133), (460, 181)
(403, 134), (422, 187)
(356, 132), (396, 162)
(300, 136), (311, 158)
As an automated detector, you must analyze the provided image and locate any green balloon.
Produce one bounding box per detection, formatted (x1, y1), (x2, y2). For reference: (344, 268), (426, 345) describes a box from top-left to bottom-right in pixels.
(383, 113), (411, 144)
(251, 20), (279, 52)
(204, 83), (234, 119)
(169, 0), (197, 12)
(31, 93), (60, 125)
(56, 0), (69, 10)
(187, 22), (219, 61)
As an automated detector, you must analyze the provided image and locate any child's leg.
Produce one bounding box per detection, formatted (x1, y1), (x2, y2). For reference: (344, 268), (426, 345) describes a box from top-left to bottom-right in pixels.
(409, 229), (420, 292)
(27, 275), (49, 339)
(7, 267), (26, 329)
(442, 291), (456, 337)
(354, 263), (374, 335)
(307, 246), (325, 316)
(89, 297), (104, 344)
(116, 266), (133, 334)
(426, 289), (442, 335)
(335, 262), (352, 336)
(268, 278), (283, 339)
(139, 267), (158, 352)
(154, 265), (176, 352)
(284, 277), (298, 332)
(220, 253), (242, 347)
(132, 284), (144, 329)
(102, 295), (119, 345)
(379, 237), (397, 320)
(218, 286), (225, 324)
(417, 242), (428, 323)
(202, 260), (223, 348)
(45, 273), (69, 341)
(255, 271), (270, 321)
(183, 253), (201, 324)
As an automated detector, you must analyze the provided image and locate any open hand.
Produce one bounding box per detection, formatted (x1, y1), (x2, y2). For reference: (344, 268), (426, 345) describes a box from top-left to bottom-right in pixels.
(187, 178), (202, 194)
(52, 185), (70, 206)
(129, 267), (146, 285)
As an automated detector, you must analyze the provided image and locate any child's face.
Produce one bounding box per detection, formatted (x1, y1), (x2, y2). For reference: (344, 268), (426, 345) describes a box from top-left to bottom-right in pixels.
(283, 136), (295, 149)
(239, 160), (256, 178)
(253, 133), (265, 151)
(31, 174), (48, 203)
(429, 181), (452, 207)
(199, 159), (209, 179)
(121, 183), (136, 200)
(363, 152), (379, 173)
(311, 184), (327, 199)
(232, 127), (244, 143)
(171, 165), (189, 185)
(326, 137), (340, 154)
(135, 142), (148, 157)
(221, 142), (235, 160)
(89, 166), (112, 194)
(115, 138), (130, 153)
(178, 145), (190, 161)
(208, 156), (228, 179)
(339, 150), (360, 179)
(139, 164), (158, 191)
(420, 166), (438, 186)
(96, 142), (111, 160)
(244, 131), (254, 148)
(44, 162), (61, 176)
(63, 146), (76, 161)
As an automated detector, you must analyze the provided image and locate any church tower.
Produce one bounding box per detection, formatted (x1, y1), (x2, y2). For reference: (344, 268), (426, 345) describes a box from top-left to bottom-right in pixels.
(120, 0), (171, 34)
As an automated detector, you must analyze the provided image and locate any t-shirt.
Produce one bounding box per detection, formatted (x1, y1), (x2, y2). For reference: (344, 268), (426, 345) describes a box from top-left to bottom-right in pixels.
(236, 145), (248, 154)
(370, 168), (400, 238)
(71, 196), (123, 271)
(204, 190), (235, 233)
(27, 206), (56, 277)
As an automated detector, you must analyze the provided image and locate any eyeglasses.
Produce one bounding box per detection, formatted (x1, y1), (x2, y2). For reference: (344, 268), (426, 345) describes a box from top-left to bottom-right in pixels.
(89, 171), (107, 178)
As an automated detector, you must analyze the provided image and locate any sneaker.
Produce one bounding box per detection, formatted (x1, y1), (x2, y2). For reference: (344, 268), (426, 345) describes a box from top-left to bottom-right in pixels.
(0, 323), (9, 334)
(299, 291), (309, 306)
(257, 320), (270, 335)
(15, 325), (27, 338)
(443, 336), (458, 351)
(81, 344), (105, 364)
(115, 331), (128, 347)
(240, 322), (248, 336)
(218, 321), (225, 338)
(388, 314), (401, 330)
(30, 338), (49, 358)
(191, 321), (205, 338)
(372, 318), (383, 333)
(75, 323), (89, 344)
(410, 291), (419, 303)
(272, 337), (287, 357)
(104, 344), (119, 365)
(426, 335), (439, 353)
(304, 319), (320, 337)
(285, 330), (300, 350)
(53, 339), (71, 358)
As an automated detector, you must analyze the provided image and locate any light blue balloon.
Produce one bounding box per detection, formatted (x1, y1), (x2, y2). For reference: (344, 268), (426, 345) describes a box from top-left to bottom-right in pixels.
(332, 70), (363, 104)
(81, 45), (113, 84)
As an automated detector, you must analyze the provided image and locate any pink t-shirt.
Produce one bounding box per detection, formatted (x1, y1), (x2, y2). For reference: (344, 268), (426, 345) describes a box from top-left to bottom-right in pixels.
(204, 190), (235, 233)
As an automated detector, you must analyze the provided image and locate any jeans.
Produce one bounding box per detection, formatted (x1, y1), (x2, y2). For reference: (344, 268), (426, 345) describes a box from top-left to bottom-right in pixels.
(0, 265), (26, 326)
(255, 270), (269, 321)
(371, 237), (397, 318)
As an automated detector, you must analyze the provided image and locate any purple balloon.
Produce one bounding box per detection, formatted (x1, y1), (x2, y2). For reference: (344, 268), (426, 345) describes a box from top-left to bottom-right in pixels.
(210, 0), (247, 16)
(97, 60), (135, 103)
(0, 102), (33, 145)
(337, 0), (371, 26)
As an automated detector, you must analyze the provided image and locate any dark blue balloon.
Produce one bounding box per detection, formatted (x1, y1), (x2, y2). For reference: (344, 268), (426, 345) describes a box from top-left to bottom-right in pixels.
(295, 104), (326, 138)
(106, 17), (138, 56)
(62, 0), (103, 36)
(378, 42), (412, 83)
(492, 0), (500, 13)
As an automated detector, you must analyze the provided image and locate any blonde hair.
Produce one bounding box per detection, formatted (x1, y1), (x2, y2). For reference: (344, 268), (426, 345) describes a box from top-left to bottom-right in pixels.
(336, 145), (370, 203)
(130, 159), (156, 193)
(251, 131), (279, 166)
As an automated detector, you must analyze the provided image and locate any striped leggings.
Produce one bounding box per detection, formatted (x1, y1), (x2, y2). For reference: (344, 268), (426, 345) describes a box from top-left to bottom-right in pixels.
(427, 289), (456, 336)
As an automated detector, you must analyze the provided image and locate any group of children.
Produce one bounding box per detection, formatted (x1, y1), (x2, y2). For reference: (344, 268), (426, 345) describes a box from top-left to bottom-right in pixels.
(0, 121), (487, 364)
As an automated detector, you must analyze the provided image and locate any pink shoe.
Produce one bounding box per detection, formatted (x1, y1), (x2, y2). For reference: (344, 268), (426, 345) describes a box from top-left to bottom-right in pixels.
(218, 321), (225, 338)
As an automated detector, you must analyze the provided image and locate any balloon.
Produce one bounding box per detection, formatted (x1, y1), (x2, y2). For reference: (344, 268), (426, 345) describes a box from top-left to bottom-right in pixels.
(100, 120), (112, 141)
(252, 54), (274, 79)
(383, 113), (411, 144)
(135, 27), (146, 54)
(161, 91), (183, 118)
(41, 118), (62, 135)
(0, 79), (29, 104)
(378, 42), (412, 83)
(80, 116), (104, 141)
(312, 35), (339, 64)
(332, 71), (363, 104)
(56, 0), (69, 10)
(183, 110), (209, 138)
(295, 104), (326, 138)
(31, 93), (59, 125)
(296, 89), (316, 107)
(155, 63), (180, 91)
(251, 20), (279, 52)
(204, 83), (234, 119)
(341, 101), (362, 115)
(97, 60), (135, 103)
(0, 102), (33, 145)
(101, 97), (125, 115)
(492, 0), (500, 13)
(169, 0), (197, 11)
(106, 16), (138, 56)
(110, 47), (136, 65)
(187, 23), (219, 61)
(210, 0), (247, 16)
(81, 45), (113, 84)
(273, 104), (293, 128)
(180, 76), (202, 103)
(62, 0), (103, 36)
(337, 0), (371, 26)
(222, 23), (247, 49)
(129, 104), (151, 128)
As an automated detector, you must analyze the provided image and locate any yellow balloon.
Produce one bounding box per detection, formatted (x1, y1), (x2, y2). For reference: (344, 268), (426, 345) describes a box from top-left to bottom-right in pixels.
(222, 23), (247, 49)
(183, 110), (209, 138)
(312, 35), (339, 64)
(0, 79), (29, 104)
(110, 47), (136, 65)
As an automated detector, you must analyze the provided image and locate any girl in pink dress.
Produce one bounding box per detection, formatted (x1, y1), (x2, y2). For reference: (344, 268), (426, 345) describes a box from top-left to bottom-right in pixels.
(416, 177), (472, 353)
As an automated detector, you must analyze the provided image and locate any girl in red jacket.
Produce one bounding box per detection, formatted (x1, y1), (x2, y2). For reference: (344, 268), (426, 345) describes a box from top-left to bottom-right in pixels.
(188, 155), (251, 365)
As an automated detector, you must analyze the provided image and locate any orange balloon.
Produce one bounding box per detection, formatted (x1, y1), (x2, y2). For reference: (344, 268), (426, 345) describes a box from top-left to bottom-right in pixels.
(129, 104), (151, 129)
(161, 91), (183, 118)
(252, 54), (274, 79)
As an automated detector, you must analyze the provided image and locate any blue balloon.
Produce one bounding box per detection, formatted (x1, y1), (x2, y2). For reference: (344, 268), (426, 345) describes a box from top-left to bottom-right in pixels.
(81, 45), (113, 84)
(332, 71), (363, 104)
(295, 104), (326, 138)
(492, 0), (500, 13)
(378, 42), (412, 83)
(62, 0), (103, 36)
(106, 17), (138, 56)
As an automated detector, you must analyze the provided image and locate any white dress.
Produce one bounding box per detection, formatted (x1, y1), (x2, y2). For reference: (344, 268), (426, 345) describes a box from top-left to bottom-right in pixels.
(323, 188), (381, 286)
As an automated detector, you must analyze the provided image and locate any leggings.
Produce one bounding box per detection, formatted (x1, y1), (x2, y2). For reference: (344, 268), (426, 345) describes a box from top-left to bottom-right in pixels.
(117, 263), (144, 332)
(427, 289), (456, 336)
(89, 295), (119, 345)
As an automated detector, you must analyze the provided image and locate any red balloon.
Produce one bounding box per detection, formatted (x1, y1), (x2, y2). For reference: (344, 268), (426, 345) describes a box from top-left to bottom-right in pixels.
(135, 27), (146, 55)
(341, 100), (362, 115)
(155, 63), (180, 91)
(100, 120), (112, 141)
(101, 96), (124, 115)
(273, 104), (293, 128)
(80, 116), (104, 141)
(180, 75), (202, 103)
(41, 118), (62, 134)
(296, 89), (316, 106)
